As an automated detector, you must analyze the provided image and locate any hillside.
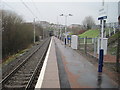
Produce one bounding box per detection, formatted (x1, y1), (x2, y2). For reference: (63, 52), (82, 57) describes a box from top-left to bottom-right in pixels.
(78, 29), (99, 38)
(108, 31), (120, 45)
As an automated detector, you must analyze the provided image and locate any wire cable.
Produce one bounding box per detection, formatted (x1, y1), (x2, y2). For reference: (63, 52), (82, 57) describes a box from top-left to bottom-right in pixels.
(21, 0), (36, 18)
(2, 1), (33, 21)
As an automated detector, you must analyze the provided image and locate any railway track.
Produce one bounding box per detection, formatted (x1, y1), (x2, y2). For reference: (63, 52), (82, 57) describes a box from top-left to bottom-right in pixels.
(2, 42), (42, 78)
(1, 38), (51, 90)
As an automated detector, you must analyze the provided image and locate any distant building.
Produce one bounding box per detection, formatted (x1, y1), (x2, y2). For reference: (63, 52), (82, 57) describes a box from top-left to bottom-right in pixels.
(39, 21), (50, 28)
(92, 25), (100, 29)
(68, 24), (81, 28)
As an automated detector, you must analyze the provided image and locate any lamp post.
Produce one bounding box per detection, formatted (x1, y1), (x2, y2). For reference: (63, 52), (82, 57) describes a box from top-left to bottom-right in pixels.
(57, 16), (60, 38)
(60, 14), (72, 45)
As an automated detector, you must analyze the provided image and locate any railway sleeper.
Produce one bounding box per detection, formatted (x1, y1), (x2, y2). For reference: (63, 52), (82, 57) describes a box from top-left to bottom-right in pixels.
(11, 77), (30, 81)
(6, 80), (28, 85)
(4, 85), (26, 88)
(17, 70), (34, 74)
(14, 73), (32, 77)
(23, 63), (39, 68)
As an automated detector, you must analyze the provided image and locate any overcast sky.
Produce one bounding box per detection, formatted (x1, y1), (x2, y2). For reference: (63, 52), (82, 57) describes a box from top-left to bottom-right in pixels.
(1, 0), (120, 25)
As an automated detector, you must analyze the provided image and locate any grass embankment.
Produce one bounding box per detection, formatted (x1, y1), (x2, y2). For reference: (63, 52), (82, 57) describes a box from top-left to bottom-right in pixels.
(78, 29), (99, 43)
(108, 31), (120, 55)
(78, 29), (99, 38)
(78, 28), (119, 56)
(1, 44), (33, 67)
(108, 31), (120, 44)
(2, 49), (28, 66)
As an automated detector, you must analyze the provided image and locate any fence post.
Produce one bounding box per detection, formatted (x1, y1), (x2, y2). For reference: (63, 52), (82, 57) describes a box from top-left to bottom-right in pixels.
(94, 38), (97, 57)
(109, 28), (111, 37)
(78, 37), (80, 50)
(113, 27), (116, 34)
(84, 37), (85, 44)
(85, 37), (87, 55)
(92, 38), (94, 43)
(105, 31), (106, 38)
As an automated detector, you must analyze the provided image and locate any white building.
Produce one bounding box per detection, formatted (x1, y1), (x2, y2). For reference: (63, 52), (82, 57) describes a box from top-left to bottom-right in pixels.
(105, 1), (120, 23)
(118, 1), (120, 16)
(39, 21), (50, 28)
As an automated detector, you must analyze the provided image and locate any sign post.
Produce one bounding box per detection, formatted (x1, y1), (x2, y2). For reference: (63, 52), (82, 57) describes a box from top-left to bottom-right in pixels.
(98, 19), (105, 72)
(98, 5), (107, 72)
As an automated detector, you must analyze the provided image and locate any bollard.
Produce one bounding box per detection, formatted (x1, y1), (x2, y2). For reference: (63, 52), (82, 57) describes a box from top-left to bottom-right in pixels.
(98, 49), (104, 72)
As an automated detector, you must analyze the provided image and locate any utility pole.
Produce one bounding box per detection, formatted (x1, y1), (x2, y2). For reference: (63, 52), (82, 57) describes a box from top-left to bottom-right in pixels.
(85, 37), (87, 55)
(65, 15), (67, 38)
(33, 18), (36, 43)
(43, 28), (44, 39)
(60, 25), (62, 40)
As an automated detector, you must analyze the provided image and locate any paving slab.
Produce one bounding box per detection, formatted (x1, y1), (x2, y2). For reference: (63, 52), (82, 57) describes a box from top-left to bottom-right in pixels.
(35, 37), (60, 89)
(41, 37), (60, 88)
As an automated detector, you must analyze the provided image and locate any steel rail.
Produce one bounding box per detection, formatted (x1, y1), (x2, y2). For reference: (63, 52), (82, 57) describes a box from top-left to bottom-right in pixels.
(25, 38), (50, 89)
(1, 38), (50, 89)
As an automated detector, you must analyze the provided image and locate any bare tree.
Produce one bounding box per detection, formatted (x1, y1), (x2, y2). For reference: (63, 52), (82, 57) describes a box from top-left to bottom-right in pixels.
(82, 16), (95, 30)
(2, 10), (34, 59)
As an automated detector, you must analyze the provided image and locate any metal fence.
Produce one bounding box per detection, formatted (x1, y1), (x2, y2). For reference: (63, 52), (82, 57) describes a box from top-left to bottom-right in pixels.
(78, 37), (98, 57)
(78, 33), (120, 72)
(78, 36), (119, 57)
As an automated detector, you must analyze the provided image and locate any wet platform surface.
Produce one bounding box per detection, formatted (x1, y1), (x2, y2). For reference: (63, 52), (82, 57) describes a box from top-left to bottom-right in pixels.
(54, 37), (119, 88)
(35, 36), (119, 89)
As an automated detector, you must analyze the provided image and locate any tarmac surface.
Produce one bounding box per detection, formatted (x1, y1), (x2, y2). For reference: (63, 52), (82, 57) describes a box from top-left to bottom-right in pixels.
(55, 41), (71, 88)
(54, 37), (119, 88)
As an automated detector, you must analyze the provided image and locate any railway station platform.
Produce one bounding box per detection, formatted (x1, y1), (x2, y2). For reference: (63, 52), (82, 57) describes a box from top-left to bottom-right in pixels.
(35, 37), (60, 88)
(35, 36), (119, 89)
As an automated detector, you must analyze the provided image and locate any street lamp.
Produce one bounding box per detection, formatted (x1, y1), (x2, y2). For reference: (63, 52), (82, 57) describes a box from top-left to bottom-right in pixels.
(60, 14), (73, 45)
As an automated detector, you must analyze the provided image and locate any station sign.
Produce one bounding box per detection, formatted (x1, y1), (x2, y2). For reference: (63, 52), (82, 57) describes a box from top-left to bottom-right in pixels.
(98, 16), (107, 20)
(99, 7), (106, 16)
(98, 6), (107, 20)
